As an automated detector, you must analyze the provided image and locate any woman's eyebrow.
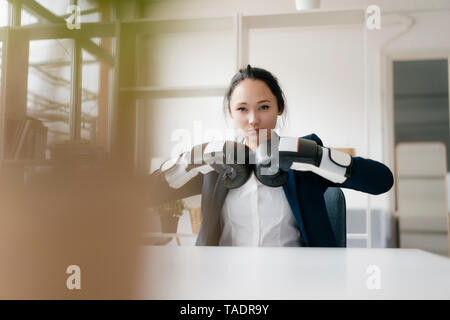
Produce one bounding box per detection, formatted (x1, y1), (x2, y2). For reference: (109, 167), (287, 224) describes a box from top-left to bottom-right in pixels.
(235, 99), (272, 105)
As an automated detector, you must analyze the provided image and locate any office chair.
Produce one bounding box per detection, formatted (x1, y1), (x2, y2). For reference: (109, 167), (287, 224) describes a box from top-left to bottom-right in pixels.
(324, 187), (347, 247)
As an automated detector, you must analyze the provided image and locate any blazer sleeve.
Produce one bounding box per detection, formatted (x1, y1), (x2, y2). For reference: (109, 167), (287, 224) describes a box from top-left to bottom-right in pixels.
(302, 133), (394, 195)
(321, 156), (394, 195)
(136, 169), (203, 208)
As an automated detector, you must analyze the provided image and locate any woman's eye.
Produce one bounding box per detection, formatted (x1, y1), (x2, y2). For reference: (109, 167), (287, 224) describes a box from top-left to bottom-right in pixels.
(260, 105), (270, 110)
(237, 107), (247, 112)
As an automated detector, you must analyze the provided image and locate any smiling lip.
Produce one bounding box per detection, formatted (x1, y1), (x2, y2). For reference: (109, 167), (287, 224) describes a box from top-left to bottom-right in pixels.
(247, 129), (259, 135)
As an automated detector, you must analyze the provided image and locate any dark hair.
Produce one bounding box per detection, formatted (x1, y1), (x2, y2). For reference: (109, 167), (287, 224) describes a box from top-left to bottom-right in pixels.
(223, 65), (287, 124)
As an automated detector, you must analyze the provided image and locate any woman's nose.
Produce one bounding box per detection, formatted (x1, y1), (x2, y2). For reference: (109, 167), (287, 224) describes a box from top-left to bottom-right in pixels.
(248, 111), (259, 125)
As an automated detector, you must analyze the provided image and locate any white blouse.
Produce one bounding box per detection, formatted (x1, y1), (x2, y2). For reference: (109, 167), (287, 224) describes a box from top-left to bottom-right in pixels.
(218, 172), (305, 247)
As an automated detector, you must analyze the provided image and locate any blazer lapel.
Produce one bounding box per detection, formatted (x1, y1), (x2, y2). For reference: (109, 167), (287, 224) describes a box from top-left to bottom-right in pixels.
(293, 171), (337, 247)
(212, 171), (229, 224)
(195, 170), (228, 246)
(282, 169), (310, 246)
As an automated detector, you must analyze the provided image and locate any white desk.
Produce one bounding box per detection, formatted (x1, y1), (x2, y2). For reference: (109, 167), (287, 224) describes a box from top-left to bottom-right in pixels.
(136, 246), (450, 299)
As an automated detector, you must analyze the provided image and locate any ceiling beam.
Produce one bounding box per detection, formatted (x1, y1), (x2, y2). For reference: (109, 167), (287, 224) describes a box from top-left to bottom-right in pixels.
(60, 7), (99, 19)
(7, 0), (114, 66)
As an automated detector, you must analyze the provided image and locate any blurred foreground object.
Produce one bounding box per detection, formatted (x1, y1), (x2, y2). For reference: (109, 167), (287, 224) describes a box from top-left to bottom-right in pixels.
(0, 158), (149, 299)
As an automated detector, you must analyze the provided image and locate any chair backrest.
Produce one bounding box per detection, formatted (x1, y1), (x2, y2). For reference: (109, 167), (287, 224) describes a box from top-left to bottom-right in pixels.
(324, 187), (347, 247)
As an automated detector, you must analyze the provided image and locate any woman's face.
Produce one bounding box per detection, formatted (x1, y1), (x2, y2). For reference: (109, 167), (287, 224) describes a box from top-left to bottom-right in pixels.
(228, 79), (281, 149)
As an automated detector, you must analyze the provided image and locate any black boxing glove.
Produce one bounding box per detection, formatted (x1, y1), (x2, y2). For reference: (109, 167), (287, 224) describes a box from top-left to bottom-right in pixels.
(254, 136), (289, 187)
(160, 140), (254, 189)
(255, 133), (353, 187)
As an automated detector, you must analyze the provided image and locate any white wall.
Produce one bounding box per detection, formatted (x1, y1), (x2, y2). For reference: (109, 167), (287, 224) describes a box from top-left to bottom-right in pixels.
(0, 1), (9, 27)
(143, 29), (235, 165)
(142, 0), (450, 213)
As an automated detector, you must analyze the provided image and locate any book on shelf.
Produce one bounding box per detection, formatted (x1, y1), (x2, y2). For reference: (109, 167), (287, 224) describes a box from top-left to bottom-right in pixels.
(10, 116), (48, 160)
(52, 139), (104, 162)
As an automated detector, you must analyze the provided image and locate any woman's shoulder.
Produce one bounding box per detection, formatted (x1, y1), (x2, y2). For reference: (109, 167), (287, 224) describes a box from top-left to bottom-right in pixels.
(301, 133), (323, 146)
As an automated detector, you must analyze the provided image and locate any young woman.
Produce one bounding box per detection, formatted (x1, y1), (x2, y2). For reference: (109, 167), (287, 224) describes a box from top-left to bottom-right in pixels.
(148, 65), (394, 247)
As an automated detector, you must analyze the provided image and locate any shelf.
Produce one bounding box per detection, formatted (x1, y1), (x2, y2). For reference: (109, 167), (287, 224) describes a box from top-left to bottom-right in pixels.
(120, 85), (228, 99)
(243, 9), (364, 29)
(0, 159), (55, 168)
(397, 175), (447, 180)
(22, 22), (116, 40)
(121, 16), (235, 35)
(117, 9), (365, 35)
(347, 233), (368, 240)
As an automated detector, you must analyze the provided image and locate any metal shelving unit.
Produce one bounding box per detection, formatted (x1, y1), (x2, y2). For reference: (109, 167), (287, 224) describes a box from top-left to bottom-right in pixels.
(0, 0), (113, 174)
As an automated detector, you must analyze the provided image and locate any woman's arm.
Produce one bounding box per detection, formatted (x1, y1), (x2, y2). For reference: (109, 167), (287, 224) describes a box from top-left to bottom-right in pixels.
(321, 156), (394, 195)
(300, 134), (394, 195)
(136, 169), (203, 208)
(252, 132), (393, 194)
(136, 139), (253, 208)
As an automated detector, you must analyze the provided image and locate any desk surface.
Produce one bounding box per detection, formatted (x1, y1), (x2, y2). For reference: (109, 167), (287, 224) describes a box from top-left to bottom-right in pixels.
(136, 246), (450, 300)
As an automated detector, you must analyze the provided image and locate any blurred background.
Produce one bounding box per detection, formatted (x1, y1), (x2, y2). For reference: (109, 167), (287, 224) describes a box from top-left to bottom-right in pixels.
(0, 0), (449, 297)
